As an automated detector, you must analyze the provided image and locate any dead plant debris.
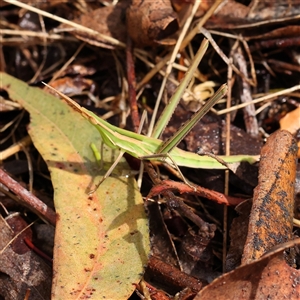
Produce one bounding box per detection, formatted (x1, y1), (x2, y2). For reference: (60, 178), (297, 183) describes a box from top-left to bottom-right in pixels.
(0, 0), (299, 299)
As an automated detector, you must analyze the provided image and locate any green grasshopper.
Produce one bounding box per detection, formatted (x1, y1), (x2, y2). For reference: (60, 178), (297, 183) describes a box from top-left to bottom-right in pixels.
(44, 39), (259, 190)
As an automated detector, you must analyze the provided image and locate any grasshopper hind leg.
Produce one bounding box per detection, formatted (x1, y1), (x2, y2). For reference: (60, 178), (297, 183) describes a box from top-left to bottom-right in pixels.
(141, 153), (196, 190)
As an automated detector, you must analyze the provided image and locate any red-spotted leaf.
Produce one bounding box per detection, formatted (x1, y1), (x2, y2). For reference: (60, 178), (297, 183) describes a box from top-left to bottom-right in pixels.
(0, 72), (149, 299)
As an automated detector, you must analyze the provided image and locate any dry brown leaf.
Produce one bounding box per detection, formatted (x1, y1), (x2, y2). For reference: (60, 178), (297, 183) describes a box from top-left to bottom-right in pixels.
(249, 25), (300, 40)
(126, 0), (179, 46)
(64, 2), (128, 49)
(63, 0), (180, 48)
(208, 0), (250, 19)
(49, 76), (95, 95)
(0, 215), (52, 299)
(205, 1), (300, 29)
(242, 130), (297, 264)
(195, 239), (300, 300)
(225, 200), (252, 272)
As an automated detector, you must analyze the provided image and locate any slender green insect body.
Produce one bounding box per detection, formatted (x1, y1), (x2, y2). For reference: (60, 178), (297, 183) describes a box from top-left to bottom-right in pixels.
(72, 102), (259, 169)
(44, 38), (259, 189)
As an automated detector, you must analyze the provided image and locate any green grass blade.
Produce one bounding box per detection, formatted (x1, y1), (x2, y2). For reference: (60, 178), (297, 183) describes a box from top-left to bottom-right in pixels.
(151, 39), (209, 139)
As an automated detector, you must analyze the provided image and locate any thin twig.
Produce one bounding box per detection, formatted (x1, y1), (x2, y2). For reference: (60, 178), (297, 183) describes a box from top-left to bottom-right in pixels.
(0, 169), (56, 225)
(126, 36), (140, 132)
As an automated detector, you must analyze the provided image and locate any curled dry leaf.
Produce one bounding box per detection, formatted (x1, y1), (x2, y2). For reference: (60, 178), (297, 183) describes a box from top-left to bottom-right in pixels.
(226, 130), (298, 271)
(195, 239), (300, 300)
(126, 0), (179, 46)
(242, 130), (298, 264)
(49, 76), (96, 96)
(279, 107), (300, 135)
(62, 0), (181, 48)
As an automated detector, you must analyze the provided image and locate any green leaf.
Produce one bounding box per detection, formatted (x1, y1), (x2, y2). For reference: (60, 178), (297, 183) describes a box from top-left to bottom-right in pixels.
(1, 72), (149, 299)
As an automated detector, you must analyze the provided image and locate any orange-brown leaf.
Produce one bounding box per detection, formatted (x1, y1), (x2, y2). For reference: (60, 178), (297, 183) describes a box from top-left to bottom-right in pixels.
(242, 130), (297, 264)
